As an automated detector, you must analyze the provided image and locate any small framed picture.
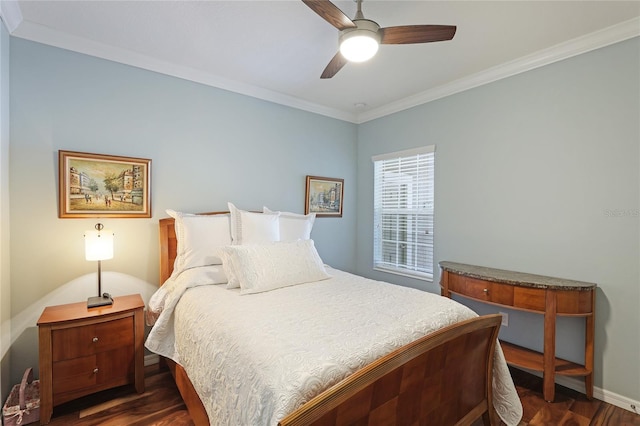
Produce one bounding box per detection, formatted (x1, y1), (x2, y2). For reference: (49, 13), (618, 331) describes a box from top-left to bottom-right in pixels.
(305, 175), (344, 217)
(58, 150), (152, 218)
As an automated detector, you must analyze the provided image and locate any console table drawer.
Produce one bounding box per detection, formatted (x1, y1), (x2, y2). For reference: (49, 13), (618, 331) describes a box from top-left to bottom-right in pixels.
(449, 275), (514, 306)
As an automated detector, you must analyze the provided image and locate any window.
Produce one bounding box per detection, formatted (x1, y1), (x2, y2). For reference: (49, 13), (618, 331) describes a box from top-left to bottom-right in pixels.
(373, 146), (434, 281)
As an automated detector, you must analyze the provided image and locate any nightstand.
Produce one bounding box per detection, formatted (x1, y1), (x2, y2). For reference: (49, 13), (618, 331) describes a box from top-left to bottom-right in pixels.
(37, 294), (145, 425)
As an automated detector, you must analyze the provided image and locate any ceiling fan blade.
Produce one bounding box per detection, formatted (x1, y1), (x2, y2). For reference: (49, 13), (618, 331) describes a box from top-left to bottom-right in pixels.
(320, 52), (348, 79)
(379, 25), (456, 44)
(302, 0), (357, 31)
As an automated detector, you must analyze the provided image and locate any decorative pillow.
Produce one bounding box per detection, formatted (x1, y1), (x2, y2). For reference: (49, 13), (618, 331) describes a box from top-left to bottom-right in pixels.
(263, 207), (316, 241)
(221, 240), (331, 295)
(166, 210), (232, 274)
(220, 249), (241, 289)
(227, 202), (280, 245)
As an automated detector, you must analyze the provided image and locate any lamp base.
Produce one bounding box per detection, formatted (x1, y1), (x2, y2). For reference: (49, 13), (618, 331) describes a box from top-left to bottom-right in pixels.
(87, 294), (113, 308)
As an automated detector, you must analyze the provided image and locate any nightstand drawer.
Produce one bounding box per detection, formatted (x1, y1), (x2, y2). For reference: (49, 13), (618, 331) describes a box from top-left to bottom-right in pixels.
(53, 345), (134, 396)
(51, 316), (134, 361)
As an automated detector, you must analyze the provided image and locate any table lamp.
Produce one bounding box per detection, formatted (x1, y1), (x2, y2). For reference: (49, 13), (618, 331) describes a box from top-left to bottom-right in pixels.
(85, 223), (114, 308)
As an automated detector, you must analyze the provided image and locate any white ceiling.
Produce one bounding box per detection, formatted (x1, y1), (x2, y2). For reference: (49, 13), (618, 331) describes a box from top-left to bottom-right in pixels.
(3, 1), (640, 123)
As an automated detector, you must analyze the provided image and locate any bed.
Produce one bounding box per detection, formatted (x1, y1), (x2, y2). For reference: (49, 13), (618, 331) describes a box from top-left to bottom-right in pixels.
(145, 207), (523, 426)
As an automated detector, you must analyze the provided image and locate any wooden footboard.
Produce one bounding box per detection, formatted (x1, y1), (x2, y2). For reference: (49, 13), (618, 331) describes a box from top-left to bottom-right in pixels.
(279, 314), (502, 426)
(164, 315), (501, 426)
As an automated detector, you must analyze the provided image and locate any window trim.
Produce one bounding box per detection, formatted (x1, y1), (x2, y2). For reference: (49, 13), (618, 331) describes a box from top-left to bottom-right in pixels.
(371, 145), (435, 162)
(372, 145), (435, 282)
(373, 266), (434, 281)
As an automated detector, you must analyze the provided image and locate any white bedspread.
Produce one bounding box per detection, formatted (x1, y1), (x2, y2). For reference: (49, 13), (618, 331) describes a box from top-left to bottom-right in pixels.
(145, 266), (523, 425)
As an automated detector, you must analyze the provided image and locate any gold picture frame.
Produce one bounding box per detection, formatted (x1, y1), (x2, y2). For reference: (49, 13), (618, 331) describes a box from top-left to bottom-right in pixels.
(58, 150), (151, 218)
(305, 175), (344, 217)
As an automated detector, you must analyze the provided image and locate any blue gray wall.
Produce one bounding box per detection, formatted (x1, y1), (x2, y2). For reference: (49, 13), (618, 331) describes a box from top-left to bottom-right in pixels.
(356, 38), (640, 403)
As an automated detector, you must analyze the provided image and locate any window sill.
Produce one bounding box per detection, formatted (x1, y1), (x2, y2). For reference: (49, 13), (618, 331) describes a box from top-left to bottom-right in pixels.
(373, 267), (433, 283)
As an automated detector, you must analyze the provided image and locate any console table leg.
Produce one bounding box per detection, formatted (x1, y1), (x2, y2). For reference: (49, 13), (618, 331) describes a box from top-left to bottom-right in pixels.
(543, 291), (557, 402)
(585, 311), (595, 399)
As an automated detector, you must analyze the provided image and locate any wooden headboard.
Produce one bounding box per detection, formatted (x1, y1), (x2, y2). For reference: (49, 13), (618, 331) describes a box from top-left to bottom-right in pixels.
(158, 211), (228, 285)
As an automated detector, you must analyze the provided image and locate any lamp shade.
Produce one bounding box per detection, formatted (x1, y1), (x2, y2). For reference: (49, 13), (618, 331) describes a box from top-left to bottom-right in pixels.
(85, 230), (114, 261)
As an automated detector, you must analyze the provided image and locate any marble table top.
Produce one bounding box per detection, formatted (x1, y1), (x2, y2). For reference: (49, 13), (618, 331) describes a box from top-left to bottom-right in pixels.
(439, 261), (597, 291)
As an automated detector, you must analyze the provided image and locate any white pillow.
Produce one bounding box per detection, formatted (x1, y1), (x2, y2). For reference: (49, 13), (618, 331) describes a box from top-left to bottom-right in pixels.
(166, 210), (232, 274)
(220, 249), (241, 289)
(263, 207), (316, 241)
(227, 202), (280, 245)
(221, 240), (331, 295)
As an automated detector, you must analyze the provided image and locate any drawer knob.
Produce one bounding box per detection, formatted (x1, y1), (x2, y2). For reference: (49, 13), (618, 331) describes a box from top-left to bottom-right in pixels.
(93, 368), (99, 374)
(92, 337), (99, 343)
(483, 288), (489, 294)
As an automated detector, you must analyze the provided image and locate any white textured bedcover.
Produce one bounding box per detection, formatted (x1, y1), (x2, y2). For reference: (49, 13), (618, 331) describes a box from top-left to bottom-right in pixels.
(146, 266), (523, 425)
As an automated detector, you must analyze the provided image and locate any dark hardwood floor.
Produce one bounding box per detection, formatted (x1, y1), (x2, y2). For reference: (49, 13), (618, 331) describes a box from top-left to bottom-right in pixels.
(44, 363), (639, 425)
(506, 367), (640, 426)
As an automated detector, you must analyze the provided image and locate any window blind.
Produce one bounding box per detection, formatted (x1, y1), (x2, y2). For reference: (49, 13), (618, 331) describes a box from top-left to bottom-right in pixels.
(373, 146), (434, 281)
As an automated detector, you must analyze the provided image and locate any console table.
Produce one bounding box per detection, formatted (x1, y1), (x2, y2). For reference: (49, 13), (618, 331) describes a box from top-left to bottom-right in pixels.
(439, 261), (596, 402)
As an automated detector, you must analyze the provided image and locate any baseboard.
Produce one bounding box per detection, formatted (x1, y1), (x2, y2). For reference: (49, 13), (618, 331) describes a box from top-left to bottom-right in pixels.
(559, 375), (639, 415)
(144, 354), (160, 367)
(522, 369), (639, 415)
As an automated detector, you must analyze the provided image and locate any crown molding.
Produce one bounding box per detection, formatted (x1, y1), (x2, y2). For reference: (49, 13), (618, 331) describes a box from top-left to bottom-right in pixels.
(0, 0), (23, 33)
(356, 17), (640, 124)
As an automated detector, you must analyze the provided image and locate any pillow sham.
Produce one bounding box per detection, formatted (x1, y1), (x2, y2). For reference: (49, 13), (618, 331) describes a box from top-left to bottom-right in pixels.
(221, 239), (331, 295)
(263, 207), (316, 241)
(167, 209), (232, 275)
(228, 202), (280, 245)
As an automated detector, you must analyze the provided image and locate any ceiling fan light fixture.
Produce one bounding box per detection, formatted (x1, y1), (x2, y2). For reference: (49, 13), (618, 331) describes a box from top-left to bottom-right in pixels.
(340, 32), (378, 62)
(339, 19), (381, 63)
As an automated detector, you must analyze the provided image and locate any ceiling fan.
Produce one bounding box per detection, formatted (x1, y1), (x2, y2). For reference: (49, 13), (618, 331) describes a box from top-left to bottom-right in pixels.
(302, 0), (457, 79)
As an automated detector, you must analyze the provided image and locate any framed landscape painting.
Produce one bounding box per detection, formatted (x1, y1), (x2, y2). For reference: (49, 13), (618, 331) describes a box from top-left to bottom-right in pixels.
(58, 150), (151, 218)
(305, 175), (344, 217)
